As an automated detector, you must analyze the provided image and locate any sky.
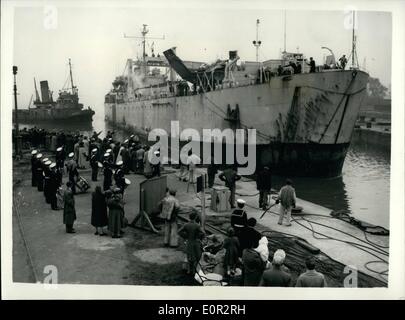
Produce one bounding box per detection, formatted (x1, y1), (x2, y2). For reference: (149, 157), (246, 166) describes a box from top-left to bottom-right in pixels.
(11, 2), (392, 115)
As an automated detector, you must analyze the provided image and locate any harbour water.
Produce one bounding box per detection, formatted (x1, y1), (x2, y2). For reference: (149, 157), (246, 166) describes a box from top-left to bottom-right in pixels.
(20, 111), (391, 229)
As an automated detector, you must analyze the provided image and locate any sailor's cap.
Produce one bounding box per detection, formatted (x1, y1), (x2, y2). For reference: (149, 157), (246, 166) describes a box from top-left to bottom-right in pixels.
(56, 147), (63, 152)
(31, 150), (38, 155)
(49, 163), (56, 169)
(125, 178), (131, 185)
(113, 187), (121, 193)
(36, 153), (43, 159)
(92, 148), (98, 153)
(45, 160), (52, 166)
(116, 160), (123, 166)
(130, 134), (135, 138)
(97, 162), (103, 168)
(104, 152), (110, 157)
(124, 139), (129, 144)
(108, 138), (113, 141)
(106, 149), (112, 153)
(236, 199), (246, 205)
(43, 158), (49, 162)
(68, 152), (74, 158)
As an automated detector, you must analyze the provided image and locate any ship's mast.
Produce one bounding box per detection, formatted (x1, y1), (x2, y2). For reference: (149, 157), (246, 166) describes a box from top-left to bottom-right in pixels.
(68, 58), (75, 93)
(252, 19), (262, 62)
(350, 11), (359, 69)
(124, 25), (165, 75)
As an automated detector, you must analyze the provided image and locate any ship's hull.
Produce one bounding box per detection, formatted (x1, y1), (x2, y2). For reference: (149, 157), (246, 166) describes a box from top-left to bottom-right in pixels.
(13, 108), (94, 123)
(105, 70), (368, 177)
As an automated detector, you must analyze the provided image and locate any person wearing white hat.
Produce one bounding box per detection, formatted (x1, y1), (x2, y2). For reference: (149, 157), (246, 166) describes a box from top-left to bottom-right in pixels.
(102, 155), (113, 191)
(151, 150), (161, 178)
(36, 154), (44, 192)
(65, 152), (79, 194)
(55, 146), (66, 171)
(31, 150), (39, 187)
(90, 148), (99, 182)
(231, 198), (248, 240)
(259, 249), (291, 287)
(114, 162), (126, 196)
(49, 163), (59, 210)
(43, 161), (52, 204)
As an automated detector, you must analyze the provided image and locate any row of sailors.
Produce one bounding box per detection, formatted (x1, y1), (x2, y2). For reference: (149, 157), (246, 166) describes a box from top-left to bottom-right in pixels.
(30, 149), (62, 210)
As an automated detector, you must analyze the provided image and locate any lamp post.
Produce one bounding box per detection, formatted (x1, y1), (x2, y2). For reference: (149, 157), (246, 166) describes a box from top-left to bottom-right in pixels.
(13, 66), (20, 157)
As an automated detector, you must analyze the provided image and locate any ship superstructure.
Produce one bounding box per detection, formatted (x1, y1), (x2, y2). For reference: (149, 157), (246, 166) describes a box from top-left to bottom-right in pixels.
(105, 24), (368, 177)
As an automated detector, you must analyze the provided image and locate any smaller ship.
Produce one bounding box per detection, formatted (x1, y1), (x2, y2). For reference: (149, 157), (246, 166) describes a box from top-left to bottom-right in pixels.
(13, 59), (95, 123)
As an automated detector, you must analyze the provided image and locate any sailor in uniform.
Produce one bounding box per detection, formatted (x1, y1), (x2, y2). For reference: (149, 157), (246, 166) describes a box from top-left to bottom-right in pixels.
(43, 160), (52, 203)
(36, 153), (44, 192)
(114, 160), (126, 195)
(31, 150), (38, 187)
(151, 150), (161, 177)
(65, 152), (79, 195)
(103, 152), (113, 191)
(49, 162), (59, 210)
(90, 148), (99, 181)
(55, 146), (66, 172)
(231, 199), (248, 239)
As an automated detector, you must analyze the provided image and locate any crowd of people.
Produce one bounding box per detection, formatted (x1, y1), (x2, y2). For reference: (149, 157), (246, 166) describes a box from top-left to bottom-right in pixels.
(27, 129), (161, 237)
(24, 127), (326, 287)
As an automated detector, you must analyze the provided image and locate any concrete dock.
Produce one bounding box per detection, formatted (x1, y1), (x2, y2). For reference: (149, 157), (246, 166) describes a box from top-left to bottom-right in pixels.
(12, 154), (388, 287)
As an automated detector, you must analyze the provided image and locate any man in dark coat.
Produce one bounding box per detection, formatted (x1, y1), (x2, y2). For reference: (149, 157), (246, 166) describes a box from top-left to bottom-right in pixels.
(207, 160), (218, 188)
(256, 166), (272, 209)
(63, 182), (76, 233)
(242, 237), (266, 286)
(306, 57), (316, 73)
(239, 217), (262, 255)
(219, 166), (241, 208)
(91, 186), (108, 235)
(121, 144), (131, 174)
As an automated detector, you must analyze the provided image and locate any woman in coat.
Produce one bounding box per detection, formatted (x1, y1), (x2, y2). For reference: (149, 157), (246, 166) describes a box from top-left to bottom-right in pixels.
(91, 186), (108, 236)
(178, 211), (205, 275)
(63, 181), (77, 233)
(107, 189), (125, 238)
(241, 237), (266, 286)
(78, 142), (87, 169)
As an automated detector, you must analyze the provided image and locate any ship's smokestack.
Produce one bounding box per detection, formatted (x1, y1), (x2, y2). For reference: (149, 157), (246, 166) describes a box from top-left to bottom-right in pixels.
(229, 50), (238, 60)
(40, 81), (51, 103)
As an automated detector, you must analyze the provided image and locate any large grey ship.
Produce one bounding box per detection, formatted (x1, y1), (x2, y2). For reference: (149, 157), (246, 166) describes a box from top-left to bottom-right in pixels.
(104, 24), (369, 177)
